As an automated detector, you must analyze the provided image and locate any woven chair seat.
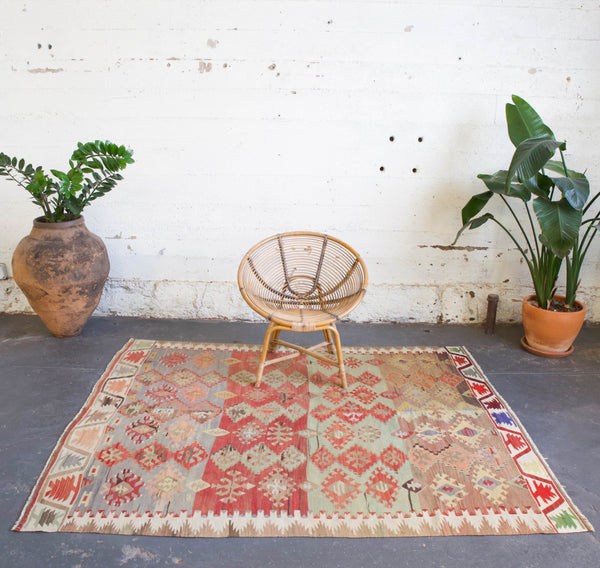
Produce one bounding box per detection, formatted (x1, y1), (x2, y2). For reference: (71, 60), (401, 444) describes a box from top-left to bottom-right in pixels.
(238, 231), (368, 387)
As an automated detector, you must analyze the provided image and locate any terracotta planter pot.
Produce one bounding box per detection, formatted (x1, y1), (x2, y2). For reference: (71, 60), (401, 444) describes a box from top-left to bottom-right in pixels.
(521, 294), (586, 357)
(12, 216), (109, 337)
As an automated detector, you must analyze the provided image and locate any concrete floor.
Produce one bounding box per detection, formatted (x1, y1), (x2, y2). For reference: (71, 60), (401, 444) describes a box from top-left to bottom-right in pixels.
(1, 313), (599, 568)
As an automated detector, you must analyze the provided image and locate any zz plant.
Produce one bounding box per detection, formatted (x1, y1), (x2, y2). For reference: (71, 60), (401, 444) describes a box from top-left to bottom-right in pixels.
(454, 95), (598, 310)
(0, 140), (134, 223)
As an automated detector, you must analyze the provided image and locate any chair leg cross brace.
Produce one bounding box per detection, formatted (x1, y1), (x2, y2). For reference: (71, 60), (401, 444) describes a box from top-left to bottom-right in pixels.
(255, 321), (348, 388)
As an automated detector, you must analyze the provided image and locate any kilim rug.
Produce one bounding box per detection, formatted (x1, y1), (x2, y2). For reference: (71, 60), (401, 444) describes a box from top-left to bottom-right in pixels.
(14, 340), (592, 537)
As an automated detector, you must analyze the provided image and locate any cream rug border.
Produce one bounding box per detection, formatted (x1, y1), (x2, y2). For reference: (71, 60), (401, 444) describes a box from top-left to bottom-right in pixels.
(13, 340), (593, 537)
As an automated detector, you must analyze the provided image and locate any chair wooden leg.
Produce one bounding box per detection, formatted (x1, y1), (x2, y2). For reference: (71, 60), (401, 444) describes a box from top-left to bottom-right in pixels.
(322, 329), (335, 354)
(328, 324), (347, 389)
(256, 322), (278, 387)
(268, 329), (281, 353)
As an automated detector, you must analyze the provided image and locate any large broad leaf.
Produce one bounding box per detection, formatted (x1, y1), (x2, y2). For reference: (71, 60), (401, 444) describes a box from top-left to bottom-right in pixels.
(505, 135), (564, 192)
(544, 159), (586, 178)
(552, 176), (589, 211)
(461, 191), (493, 225)
(533, 197), (581, 257)
(523, 172), (553, 199)
(506, 95), (555, 147)
(477, 171), (531, 200)
(453, 213), (494, 245)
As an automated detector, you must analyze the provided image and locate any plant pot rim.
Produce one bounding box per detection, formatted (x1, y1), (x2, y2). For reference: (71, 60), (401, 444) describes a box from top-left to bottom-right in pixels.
(33, 215), (84, 228)
(523, 294), (585, 312)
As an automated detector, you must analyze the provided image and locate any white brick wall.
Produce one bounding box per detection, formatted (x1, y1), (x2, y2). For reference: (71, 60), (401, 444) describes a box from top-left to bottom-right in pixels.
(1, 0), (600, 323)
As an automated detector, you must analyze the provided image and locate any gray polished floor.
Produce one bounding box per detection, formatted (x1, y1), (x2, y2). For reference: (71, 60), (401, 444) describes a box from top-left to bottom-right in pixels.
(1, 314), (598, 567)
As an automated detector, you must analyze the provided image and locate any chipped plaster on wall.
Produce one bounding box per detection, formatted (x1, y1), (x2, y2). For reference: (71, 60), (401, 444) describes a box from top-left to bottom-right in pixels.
(1, 1), (600, 324)
(3, 277), (600, 325)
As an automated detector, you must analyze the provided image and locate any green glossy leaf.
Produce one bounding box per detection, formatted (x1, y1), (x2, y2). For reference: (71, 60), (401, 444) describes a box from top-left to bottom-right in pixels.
(461, 191), (493, 225)
(545, 159), (586, 178)
(50, 169), (68, 181)
(478, 171), (531, 200)
(506, 135), (564, 191)
(67, 169), (84, 194)
(469, 213), (494, 230)
(25, 170), (48, 195)
(506, 95), (555, 147)
(533, 197), (581, 257)
(523, 172), (553, 199)
(64, 196), (83, 215)
(3, 140), (133, 220)
(552, 176), (589, 211)
(453, 213), (494, 245)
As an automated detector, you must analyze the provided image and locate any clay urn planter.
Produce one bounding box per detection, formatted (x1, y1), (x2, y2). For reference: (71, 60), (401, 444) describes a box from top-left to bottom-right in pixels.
(12, 216), (110, 337)
(521, 295), (586, 357)
(1, 140), (134, 337)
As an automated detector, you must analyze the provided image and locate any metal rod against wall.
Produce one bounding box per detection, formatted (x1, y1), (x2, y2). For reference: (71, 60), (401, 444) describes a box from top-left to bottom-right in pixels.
(485, 294), (499, 335)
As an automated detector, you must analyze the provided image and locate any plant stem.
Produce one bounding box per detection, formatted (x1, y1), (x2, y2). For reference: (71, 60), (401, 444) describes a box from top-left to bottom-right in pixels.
(560, 149), (569, 178)
(499, 195), (538, 270)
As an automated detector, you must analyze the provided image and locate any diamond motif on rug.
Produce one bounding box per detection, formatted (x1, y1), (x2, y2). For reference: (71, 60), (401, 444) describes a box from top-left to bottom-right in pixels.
(133, 442), (171, 471)
(211, 443), (242, 472)
(178, 384), (209, 405)
(235, 421), (266, 445)
(311, 447), (336, 472)
(104, 469), (143, 507)
(266, 422), (293, 447)
(137, 369), (164, 385)
(322, 468), (361, 508)
(258, 466), (296, 508)
(335, 401), (368, 425)
(366, 467), (399, 507)
(125, 415), (159, 445)
(380, 445), (407, 472)
(225, 401), (253, 423)
(323, 421), (354, 450)
(242, 443), (279, 474)
(13, 341), (592, 538)
(147, 463), (186, 502)
(280, 445), (307, 471)
(199, 370), (226, 387)
(173, 442), (209, 470)
(165, 368), (199, 388)
(431, 473), (467, 507)
(337, 444), (378, 475)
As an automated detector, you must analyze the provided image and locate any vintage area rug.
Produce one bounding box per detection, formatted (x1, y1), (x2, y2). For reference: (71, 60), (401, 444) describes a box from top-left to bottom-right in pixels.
(14, 340), (592, 537)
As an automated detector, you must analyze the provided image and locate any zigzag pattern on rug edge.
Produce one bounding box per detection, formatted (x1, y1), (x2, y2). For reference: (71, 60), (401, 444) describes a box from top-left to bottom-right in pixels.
(13, 341), (592, 537)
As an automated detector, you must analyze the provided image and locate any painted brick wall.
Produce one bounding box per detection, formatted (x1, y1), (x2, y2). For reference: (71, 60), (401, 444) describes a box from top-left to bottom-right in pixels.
(1, 0), (599, 323)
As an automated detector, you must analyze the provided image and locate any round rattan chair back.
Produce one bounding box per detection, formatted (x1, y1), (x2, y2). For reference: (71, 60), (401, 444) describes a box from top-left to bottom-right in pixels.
(238, 231), (368, 330)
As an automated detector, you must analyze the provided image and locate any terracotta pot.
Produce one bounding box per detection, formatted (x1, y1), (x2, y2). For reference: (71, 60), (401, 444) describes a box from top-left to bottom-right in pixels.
(12, 216), (109, 337)
(521, 294), (586, 356)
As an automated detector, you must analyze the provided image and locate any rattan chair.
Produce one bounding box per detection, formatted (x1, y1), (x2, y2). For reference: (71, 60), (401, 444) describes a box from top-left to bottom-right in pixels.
(238, 231), (368, 388)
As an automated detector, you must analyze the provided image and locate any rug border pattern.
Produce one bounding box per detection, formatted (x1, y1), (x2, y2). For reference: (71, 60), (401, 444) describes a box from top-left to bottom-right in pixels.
(12, 340), (593, 537)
